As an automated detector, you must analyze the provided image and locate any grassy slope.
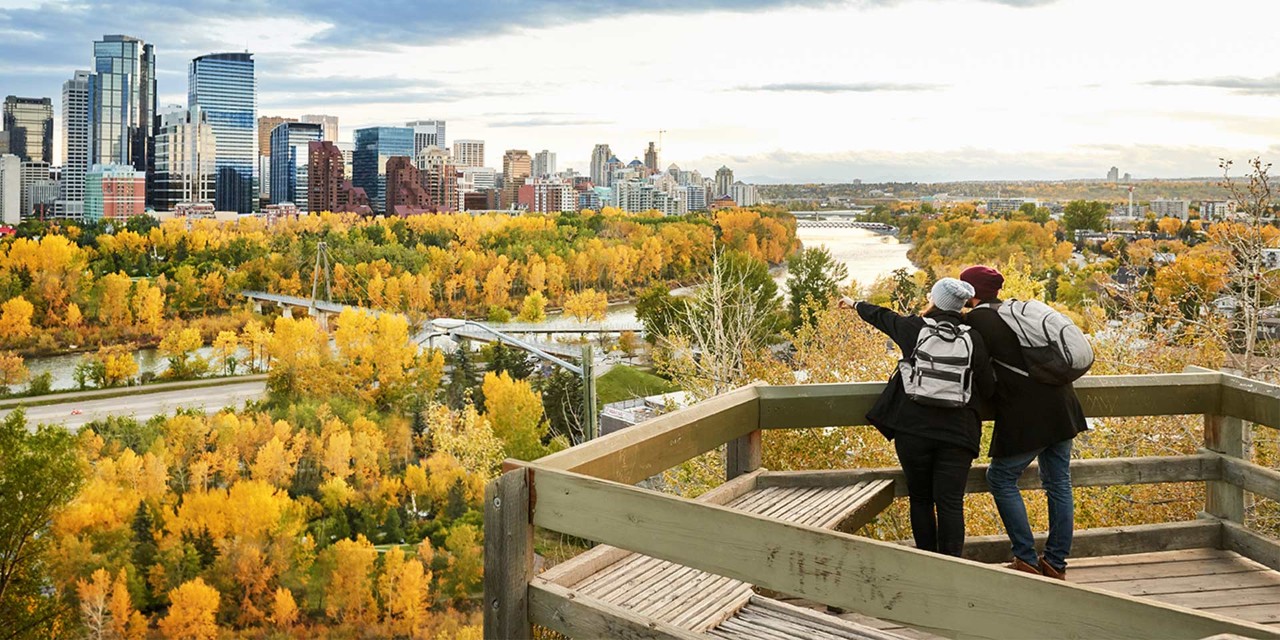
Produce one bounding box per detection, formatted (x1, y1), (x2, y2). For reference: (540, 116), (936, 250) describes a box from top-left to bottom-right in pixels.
(595, 365), (679, 405)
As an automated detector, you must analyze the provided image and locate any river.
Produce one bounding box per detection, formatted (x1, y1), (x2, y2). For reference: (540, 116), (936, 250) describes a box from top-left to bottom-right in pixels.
(20, 227), (912, 392)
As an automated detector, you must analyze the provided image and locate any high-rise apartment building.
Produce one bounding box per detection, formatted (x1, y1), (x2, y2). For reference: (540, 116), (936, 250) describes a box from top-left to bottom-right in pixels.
(154, 106), (216, 211)
(728, 181), (759, 207)
(190, 52), (257, 213)
(257, 116), (296, 156)
(89, 35), (156, 182)
(1107, 166), (1120, 182)
(416, 146), (458, 212)
(590, 144), (613, 187)
(385, 156), (432, 214)
(502, 149), (532, 210)
(407, 120), (446, 158)
(0, 155), (19, 225)
(270, 121), (323, 209)
(299, 114), (339, 143)
(84, 163), (146, 221)
(57, 71), (90, 219)
(533, 149), (556, 178)
(306, 140), (370, 215)
(3, 96), (54, 163)
(19, 161), (50, 219)
(451, 139), (484, 168)
(353, 126), (414, 214)
(459, 166), (496, 193)
(714, 166), (734, 197)
(1150, 199), (1190, 221)
(643, 142), (658, 175)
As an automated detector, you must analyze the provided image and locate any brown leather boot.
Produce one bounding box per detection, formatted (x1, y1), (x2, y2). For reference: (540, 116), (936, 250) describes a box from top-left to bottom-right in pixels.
(1038, 558), (1066, 580)
(1006, 557), (1041, 575)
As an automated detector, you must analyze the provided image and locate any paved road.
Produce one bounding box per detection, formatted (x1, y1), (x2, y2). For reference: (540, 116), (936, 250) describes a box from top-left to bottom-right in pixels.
(1, 380), (268, 430)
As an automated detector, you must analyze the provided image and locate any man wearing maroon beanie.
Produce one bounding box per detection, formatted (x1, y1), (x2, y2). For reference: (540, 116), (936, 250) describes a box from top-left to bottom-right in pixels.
(960, 265), (1087, 579)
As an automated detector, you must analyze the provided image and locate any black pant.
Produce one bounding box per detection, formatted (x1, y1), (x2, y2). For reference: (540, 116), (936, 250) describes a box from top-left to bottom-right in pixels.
(893, 432), (974, 557)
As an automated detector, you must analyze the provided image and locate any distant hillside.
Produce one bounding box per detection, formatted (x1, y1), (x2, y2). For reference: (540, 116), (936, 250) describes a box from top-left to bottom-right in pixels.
(760, 178), (1234, 204)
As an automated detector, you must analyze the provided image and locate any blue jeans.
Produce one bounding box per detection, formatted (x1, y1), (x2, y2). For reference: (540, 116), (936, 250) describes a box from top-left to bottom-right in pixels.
(986, 438), (1074, 571)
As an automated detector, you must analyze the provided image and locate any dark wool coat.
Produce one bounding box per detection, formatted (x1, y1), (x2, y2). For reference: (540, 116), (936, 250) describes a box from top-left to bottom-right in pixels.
(964, 302), (1088, 458)
(856, 302), (996, 457)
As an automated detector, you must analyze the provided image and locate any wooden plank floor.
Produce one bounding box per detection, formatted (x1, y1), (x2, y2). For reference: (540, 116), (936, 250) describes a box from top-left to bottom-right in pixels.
(772, 547), (1280, 638)
(1069, 548), (1280, 626)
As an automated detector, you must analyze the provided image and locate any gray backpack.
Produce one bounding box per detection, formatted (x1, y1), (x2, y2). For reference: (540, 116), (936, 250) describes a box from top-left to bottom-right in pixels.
(899, 318), (974, 408)
(986, 299), (1094, 385)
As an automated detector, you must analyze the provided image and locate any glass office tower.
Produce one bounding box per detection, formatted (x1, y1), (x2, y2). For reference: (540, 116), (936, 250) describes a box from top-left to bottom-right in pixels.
(269, 121), (323, 210)
(189, 52), (256, 213)
(89, 35), (156, 179)
(3, 96), (54, 163)
(353, 127), (413, 214)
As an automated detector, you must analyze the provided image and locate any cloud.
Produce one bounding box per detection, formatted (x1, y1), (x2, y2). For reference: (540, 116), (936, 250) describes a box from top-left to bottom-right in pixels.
(487, 118), (615, 128)
(736, 81), (942, 93)
(1147, 74), (1280, 95)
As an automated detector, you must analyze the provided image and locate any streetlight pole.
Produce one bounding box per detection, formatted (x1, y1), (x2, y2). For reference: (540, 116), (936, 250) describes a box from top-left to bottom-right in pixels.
(429, 319), (598, 442)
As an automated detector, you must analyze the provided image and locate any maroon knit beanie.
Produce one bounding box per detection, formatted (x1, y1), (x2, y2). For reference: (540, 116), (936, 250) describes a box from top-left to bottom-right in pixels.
(960, 266), (1004, 301)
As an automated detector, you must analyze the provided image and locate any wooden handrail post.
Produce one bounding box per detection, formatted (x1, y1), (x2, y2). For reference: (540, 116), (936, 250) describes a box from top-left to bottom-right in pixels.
(726, 429), (761, 481)
(1204, 413), (1246, 523)
(483, 468), (534, 640)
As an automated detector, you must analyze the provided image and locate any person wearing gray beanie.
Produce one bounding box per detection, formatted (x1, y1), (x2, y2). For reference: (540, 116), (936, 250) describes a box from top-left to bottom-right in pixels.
(930, 278), (976, 313)
(839, 281), (995, 557)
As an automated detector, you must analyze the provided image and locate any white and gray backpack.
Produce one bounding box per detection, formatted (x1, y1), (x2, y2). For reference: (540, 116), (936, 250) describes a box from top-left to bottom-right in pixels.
(986, 299), (1094, 385)
(899, 318), (974, 408)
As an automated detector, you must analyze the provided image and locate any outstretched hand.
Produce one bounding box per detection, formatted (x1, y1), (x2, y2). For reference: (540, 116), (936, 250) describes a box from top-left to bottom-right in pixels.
(838, 296), (858, 309)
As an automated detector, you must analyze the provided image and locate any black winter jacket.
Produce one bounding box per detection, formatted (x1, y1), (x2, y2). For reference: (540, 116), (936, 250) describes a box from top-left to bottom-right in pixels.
(856, 302), (996, 457)
(964, 301), (1088, 458)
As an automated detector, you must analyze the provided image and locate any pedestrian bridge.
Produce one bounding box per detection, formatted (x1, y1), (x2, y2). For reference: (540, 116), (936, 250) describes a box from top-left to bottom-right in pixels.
(795, 220), (898, 233)
(239, 291), (643, 360)
(485, 369), (1280, 639)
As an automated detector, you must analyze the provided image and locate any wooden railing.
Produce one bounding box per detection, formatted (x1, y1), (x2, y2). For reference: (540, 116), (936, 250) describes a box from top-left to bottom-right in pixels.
(483, 371), (1280, 640)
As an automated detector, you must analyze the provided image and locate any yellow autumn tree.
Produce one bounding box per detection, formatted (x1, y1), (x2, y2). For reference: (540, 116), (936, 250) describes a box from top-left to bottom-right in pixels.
(325, 535), (377, 624)
(267, 315), (333, 398)
(212, 330), (239, 376)
(97, 272), (134, 327)
(0, 351), (27, 394)
(0, 296), (34, 343)
(159, 578), (220, 640)
(517, 291), (547, 323)
(482, 371), (549, 460)
(132, 279), (166, 337)
(563, 288), (608, 323)
(271, 586), (299, 628)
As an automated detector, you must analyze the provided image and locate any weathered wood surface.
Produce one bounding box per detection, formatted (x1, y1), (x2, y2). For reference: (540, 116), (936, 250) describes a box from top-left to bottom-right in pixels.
(1219, 374), (1280, 430)
(758, 454), (1220, 496)
(1205, 416), (1247, 523)
(536, 385), (759, 484)
(1223, 520), (1280, 572)
(1069, 548), (1235, 568)
(529, 464), (1277, 640)
(754, 374), (1222, 430)
(565, 479), (895, 632)
(528, 579), (709, 640)
(709, 597), (910, 640)
(726, 429), (761, 481)
(1220, 456), (1280, 504)
(958, 520), (1223, 564)
(539, 470), (763, 587)
(483, 469), (533, 640)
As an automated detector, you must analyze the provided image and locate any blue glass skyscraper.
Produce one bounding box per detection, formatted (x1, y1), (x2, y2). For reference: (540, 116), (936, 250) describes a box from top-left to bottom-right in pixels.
(189, 52), (256, 213)
(353, 127), (414, 214)
(89, 35), (156, 192)
(270, 121), (323, 210)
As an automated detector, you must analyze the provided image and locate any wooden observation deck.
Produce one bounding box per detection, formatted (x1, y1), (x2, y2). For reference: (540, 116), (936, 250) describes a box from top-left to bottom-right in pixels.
(483, 370), (1280, 639)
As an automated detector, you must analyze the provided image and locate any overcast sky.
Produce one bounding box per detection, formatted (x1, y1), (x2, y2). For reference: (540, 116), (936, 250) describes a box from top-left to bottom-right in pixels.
(3, 0), (1278, 182)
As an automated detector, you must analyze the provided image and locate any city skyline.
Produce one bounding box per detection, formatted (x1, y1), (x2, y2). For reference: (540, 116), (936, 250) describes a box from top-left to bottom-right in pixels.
(2, 0), (1279, 182)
